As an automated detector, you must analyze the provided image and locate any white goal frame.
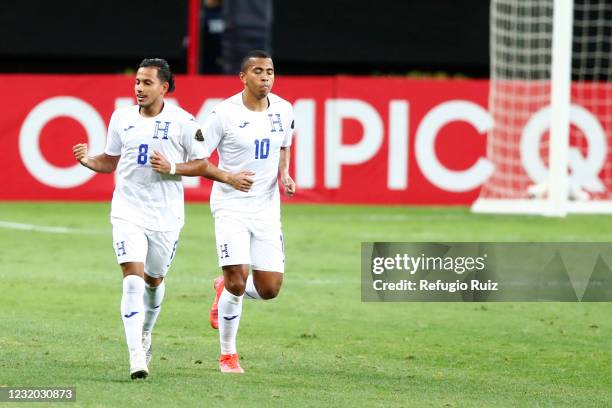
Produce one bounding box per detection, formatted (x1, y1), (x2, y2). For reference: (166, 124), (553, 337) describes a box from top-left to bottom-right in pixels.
(472, 0), (612, 216)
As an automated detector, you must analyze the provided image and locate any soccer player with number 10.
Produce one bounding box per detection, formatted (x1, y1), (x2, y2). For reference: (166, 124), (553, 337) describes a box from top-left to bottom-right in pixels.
(203, 50), (296, 373)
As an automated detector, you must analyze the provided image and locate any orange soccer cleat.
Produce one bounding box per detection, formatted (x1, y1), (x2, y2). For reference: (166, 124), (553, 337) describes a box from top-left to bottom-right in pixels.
(219, 353), (244, 373)
(209, 276), (224, 329)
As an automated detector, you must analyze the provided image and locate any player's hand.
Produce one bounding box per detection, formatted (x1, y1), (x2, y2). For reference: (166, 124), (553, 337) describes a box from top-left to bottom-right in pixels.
(228, 171), (255, 192)
(281, 173), (296, 197)
(73, 143), (89, 166)
(150, 150), (171, 174)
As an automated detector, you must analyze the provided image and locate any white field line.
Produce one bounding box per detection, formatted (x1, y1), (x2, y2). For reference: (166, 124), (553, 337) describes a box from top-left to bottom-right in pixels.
(293, 214), (471, 222)
(0, 220), (103, 235)
(294, 214), (413, 222)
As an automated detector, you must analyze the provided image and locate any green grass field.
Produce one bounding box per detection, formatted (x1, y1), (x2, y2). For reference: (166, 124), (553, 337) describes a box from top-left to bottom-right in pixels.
(1, 202), (611, 407)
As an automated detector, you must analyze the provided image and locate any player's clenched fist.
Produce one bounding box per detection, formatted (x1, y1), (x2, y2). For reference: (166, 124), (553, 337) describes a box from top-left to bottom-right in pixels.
(73, 143), (89, 165)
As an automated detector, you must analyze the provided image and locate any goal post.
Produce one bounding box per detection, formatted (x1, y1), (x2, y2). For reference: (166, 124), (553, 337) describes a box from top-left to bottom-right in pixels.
(472, 0), (612, 216)
(547, 0), (573, 216)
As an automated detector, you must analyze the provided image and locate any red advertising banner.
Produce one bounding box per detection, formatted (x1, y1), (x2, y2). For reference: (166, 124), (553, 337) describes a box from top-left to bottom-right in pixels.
(2, 74), (491, 204)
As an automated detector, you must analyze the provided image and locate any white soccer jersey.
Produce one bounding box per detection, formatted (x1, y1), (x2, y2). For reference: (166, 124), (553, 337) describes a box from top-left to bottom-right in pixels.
(105, 103), (207, 231)
(202, 92), (294, 220)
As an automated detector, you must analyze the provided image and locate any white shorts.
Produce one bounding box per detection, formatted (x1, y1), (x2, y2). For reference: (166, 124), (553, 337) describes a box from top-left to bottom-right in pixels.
(214, 216), (285, 272)
(111, 217), (181, 279)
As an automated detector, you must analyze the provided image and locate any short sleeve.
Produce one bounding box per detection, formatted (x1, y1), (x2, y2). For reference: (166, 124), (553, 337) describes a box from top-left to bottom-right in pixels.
(181, 117), (207, 161)
(104, 111), (122, 156)
(201, 111), (224, 158)
(282, 106), (294, 147)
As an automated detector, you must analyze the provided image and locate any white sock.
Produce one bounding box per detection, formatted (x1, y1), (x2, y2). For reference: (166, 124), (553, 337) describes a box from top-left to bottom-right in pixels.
(143, 281), (165, 333)
(218, 288), (243, 355)
(244, 275), (262, 300)
(120, 275), (145, 355)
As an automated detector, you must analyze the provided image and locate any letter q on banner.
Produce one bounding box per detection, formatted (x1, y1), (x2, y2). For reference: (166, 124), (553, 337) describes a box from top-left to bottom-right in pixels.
(19, 96), (106, 188)
(520, 104), (607, 192)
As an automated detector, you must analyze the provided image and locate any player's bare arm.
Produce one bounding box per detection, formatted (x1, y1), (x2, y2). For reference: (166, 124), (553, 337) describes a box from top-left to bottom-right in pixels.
(72, 143), (120, 173)
(278, 146), (295, 196)
(150, 150), (255, 192)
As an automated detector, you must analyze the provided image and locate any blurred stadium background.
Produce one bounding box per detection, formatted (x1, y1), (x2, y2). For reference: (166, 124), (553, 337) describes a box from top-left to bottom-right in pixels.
(1, 0), (612, 406)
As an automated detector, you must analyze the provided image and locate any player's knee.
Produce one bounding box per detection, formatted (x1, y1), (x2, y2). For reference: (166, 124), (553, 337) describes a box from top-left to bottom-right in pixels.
(224, 274), (246, 295)
(258, 282), (281, 300)
(144, 274), (164, 287)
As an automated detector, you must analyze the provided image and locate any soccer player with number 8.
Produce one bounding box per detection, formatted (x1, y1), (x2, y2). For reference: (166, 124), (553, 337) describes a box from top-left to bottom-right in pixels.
(72, 58), (253, 380)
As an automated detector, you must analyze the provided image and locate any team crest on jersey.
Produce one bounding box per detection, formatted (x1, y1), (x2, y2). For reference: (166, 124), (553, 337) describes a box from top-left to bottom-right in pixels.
(268, 113), (283, 132)
(153, 121), (171, 139)
(194, 129), (204, 142)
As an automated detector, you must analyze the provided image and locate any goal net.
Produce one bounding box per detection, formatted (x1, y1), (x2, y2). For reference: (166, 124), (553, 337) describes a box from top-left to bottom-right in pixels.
(472, 0), (612, 215)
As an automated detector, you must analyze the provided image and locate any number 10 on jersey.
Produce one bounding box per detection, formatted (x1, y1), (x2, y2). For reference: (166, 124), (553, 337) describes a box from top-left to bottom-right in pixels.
(254, 138), (270, 159)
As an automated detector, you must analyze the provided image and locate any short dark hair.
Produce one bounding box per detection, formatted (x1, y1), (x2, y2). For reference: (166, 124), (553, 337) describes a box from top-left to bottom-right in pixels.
(240, 50), (272, 73)
(138, 58), (176, 92)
